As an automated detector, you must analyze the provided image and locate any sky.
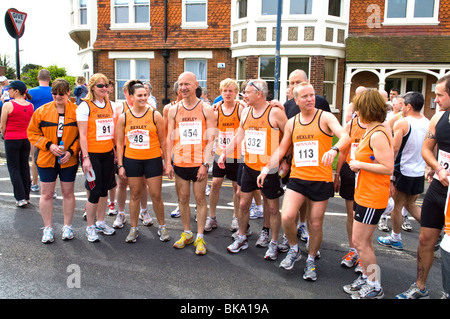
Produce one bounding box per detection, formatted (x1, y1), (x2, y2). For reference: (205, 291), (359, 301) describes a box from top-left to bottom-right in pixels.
(0, 1), (80, 77)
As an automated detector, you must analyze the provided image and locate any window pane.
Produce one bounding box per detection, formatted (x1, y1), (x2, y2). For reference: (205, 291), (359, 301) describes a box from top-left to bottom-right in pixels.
(414, 0), (434, 18)
(115, 7), (129, 23)
(186, 4), (206, 22)
(136, 60), (150, 81)
(262, 0), (277, 15)
(328, 0), (341, 17)
(238, 0), (247, 19)
(259, 57), (275, 80)
(387, 0), (407, 18)
(185, 59), (207, 89)
(116, 60), (130, 100)
(135, 5), (149, 23)
(324, 59), (335, 81)
(80, 9), (87, 25)
(287, 58), (309, 78)
(323, 83), (334, 105)
(290, 0), (312, 14)
(237, 58), (246, 81)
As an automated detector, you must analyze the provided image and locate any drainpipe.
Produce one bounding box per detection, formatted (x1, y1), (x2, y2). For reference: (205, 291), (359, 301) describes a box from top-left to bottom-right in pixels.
(162, 0), (170, 105)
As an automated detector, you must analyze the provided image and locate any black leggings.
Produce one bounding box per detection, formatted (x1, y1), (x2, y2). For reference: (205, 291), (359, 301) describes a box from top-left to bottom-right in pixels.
(85, 150), (115, 204)
(5, 139), (30, 201)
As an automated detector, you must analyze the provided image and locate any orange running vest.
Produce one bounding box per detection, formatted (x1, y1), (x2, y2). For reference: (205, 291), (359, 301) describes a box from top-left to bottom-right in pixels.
(243, 104), (280, 171)
(354, 125), (391, 209)
(173, 100), (207, 167)
(216, 101), (241, 159)
(86, 100), (114, 153)
(289, 109), (333, 182)
(347, 115), (366, 164)
(124, 107), (161, 160)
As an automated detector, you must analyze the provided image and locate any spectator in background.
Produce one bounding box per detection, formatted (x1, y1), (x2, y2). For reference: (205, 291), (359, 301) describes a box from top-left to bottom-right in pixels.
(74, 76), (88, 105)
(0, 80), (34, 207)
(28, 69), (54, 193)
(201, 87), (211, 105)
(143, 82), (157, 109)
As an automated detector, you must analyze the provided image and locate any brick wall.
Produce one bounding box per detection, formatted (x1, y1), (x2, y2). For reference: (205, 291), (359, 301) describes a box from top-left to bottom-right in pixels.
(92, 0), (234, 111)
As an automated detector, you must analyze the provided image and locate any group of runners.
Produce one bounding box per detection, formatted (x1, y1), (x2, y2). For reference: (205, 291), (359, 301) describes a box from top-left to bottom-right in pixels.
(18, 69), (450, 299)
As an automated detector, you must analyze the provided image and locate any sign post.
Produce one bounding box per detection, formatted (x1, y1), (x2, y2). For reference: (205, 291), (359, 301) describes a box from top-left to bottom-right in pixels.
(4, 8), (27, 79)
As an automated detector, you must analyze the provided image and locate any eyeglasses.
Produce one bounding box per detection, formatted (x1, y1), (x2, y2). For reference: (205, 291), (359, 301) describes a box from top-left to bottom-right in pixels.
(52, 92), (67, 96)
(95, 84), (107, 89)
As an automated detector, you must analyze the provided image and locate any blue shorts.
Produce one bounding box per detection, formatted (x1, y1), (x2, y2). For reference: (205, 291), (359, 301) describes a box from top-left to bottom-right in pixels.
(37, 164), (78, 183)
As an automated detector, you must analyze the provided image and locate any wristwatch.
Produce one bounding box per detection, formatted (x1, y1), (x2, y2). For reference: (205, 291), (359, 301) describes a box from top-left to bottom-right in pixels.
(331, 146), (339, 152)
(117, 164), (124, 169)
(202, 162), (210, 170)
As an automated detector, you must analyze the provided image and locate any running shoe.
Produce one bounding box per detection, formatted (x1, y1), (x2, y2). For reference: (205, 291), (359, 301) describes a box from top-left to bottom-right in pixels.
(227, 236), (248, 253)
(205, 185), (211, 196)
(277, 234), (289, 253)
(377, 235), (403, 250)
(297, 223), (309, 242)
(113, 213), (126, 229)
(352, 283), (384, 299)
(354, 258), (363, 274)
(16, 199), (28, 207)
(343, 274), (366, 294)
(171, 205), (180, 218)
(264, 241), (278, 261)
(158, 226), (171, 242)
(86, 225), (100, 242)
(232, 225), (252, 240)
(125, 227), (139, 243)
(204, 216), (218, 232)
(62, 225), (74, 241)
(139, 209), (153, 226)
(41, 226), (54, 244)
(194, 237), (207, 255)
(173, 232), (194, 248)
(341, 250), (359, 268)
(402, 215), (412, 232)
(31, 184), (39, 192)
(303, 260), (317, 281)
(107, 202), (118, 216)
(377, 217), (390, 232)
(230, 217), (238, 232)
(95, 222), (116, 235)
(249, 204), (263, 219)
(53, 191), (57, 199)
(255, 228), (270, 248)
(395, 283), (429, 299)
(279, 247), (301, 270)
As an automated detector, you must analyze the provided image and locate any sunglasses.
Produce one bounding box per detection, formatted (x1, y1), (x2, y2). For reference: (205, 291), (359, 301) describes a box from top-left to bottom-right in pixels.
(95, 84), (108, 89)
(248, 81), (260, 92)
(52, 92), (67, 96)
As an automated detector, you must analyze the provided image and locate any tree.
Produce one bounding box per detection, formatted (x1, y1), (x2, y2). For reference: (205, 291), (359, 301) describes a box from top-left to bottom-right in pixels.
(21, 64), (76, 94)
(0, 54), (17, 79)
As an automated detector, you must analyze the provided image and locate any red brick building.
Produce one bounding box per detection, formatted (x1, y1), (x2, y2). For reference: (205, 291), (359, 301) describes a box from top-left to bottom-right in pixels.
(69, 0), (234, 110)
(345, 0), (450, 119)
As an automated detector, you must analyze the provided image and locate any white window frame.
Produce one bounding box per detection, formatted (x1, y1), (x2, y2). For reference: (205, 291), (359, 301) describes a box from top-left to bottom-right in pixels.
(111, 0), (151, 30)
(109, 51), (154, 101)
(288, 0), (313, 16)
(383, 0), (440, 25)
(182, 0), (208, 29)
(79, 0), (88, 25)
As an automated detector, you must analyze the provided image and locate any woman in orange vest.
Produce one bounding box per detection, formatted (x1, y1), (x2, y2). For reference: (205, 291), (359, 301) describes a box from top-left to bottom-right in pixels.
(345, 89), (394, 299)
(77, 73), (116, 242)
(28, 78), (80, 244)
(116, 82), (169, 243)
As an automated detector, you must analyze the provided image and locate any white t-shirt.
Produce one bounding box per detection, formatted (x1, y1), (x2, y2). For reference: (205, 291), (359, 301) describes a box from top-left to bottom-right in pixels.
(76, 100), (107, 121)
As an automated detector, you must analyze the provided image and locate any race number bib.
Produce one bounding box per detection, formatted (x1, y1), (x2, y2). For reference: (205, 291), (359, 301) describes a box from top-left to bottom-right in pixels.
(218, 130), (234, 150)
(434, 149), (450, 180)
(127, 129), (150, 149)
(350, 142), (359, 160)
(179, 121), (202, 145)
(245, 130), (266, 155)
(57, 115), (64, 138)
(96, 118), (114, 141)
(294, 140), (319, 167)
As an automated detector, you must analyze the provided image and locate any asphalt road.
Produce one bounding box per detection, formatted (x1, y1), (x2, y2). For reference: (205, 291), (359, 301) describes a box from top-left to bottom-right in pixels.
(0, 157), (445, 307)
